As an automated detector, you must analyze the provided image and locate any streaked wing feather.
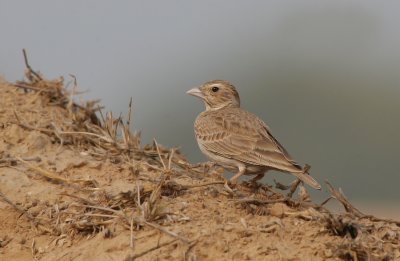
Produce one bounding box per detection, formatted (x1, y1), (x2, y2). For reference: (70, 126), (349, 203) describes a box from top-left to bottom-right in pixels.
(194, 108), (302, 172)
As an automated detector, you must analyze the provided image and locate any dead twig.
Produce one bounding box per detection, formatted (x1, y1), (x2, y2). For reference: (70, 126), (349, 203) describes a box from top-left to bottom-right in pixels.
(325, 181), (364, 217)
(127, 238), (178, 260)
(185, 239), (199, 261)
(0, 190), (35, 222)
(0, 156), (41, 165)
(67, 74), (77, 115)
(60, 193), (97, 205)
(31, 238), (39, 261)
(23, 49), (43, 81)
(160, 180), (225, 193)
(79, 202), (190, 243)
(360, 214), (400, 227)
(13, 83), (51, 92)
(143, 220), (190, 244)
(153, 139), (166, 170)
(287, 179), (302, 198)
(233, 198), (288, 205)
(130, 210), (135, 249)
(0, 190), (54, 234)
(13, 110), (53, 135)
(318, 196), (333, 208)
(326, 181), (400, 227)
(184, 180), (225, 188)
(274, 179), (291, 190)
(17, 157), (97, 187)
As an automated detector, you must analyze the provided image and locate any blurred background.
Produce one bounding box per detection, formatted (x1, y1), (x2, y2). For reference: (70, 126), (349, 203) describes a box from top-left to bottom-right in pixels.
(1, 1), (399, 217)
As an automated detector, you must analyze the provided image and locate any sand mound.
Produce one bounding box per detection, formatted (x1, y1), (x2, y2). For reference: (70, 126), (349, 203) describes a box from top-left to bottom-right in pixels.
(0, 54), (399, 260)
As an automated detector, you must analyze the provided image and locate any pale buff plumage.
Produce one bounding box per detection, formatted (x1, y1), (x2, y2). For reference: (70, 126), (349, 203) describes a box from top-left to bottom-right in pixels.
(187, 80), (321, 190)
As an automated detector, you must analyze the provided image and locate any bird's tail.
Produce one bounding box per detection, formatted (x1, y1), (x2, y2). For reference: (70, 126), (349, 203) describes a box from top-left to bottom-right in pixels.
(291, 164), (321, 190)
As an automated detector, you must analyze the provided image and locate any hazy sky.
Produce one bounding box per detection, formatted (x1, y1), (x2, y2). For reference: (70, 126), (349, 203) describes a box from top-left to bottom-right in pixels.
(1, 1), (400, 204)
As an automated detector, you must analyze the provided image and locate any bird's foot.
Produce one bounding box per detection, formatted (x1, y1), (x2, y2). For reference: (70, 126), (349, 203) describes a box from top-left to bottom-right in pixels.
(247, 180), (263, 190)
(228, 176), (239, 185)
(223, 178), (239, 194)
(250, 174), (264, 186)
(239, 174), (263, 190)
(223, 181), (235, 194)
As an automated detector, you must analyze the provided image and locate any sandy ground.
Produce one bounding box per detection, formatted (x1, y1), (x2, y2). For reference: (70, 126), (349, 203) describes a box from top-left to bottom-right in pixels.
(0, 74), (399, 261)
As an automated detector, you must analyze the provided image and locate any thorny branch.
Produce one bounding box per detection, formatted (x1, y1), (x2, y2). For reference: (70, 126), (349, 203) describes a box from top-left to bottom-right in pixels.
(326, 181), (400, 226)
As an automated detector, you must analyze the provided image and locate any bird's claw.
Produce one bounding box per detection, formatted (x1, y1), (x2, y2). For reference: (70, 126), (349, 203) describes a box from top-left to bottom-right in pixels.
(224, 180), (236, 194)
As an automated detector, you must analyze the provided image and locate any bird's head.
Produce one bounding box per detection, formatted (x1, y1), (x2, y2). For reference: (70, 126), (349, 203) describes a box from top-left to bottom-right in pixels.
(186, 80), (240, 110)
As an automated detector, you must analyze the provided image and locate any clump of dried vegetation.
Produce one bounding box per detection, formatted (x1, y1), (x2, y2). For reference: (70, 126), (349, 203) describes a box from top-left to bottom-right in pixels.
(0, 50), (399, 260)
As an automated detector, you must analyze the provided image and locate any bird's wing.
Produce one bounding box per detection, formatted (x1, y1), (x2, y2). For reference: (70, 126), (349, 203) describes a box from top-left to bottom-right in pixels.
(194, 108), (302, 173)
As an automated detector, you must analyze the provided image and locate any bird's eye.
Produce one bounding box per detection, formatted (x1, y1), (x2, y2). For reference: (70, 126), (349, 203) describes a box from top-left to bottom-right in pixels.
(211, 86), (219, 92)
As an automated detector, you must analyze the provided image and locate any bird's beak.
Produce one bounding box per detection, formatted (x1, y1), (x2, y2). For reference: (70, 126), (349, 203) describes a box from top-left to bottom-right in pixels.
(186, 87), (204, 99)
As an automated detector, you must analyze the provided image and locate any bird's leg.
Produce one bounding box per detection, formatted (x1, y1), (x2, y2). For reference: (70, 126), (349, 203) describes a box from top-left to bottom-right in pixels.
(250, 173), (264, 184)
(229, 165), (246, 184)
(224, 166), (246, 193)
(243, 173), (265, 189)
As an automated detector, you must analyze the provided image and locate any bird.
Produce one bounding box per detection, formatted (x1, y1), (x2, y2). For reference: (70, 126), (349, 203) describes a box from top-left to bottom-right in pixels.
(186, 80), (321, 190)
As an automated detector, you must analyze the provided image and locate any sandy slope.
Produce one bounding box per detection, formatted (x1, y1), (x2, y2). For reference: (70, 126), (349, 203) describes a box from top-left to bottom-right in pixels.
(0, 75), (399, 261)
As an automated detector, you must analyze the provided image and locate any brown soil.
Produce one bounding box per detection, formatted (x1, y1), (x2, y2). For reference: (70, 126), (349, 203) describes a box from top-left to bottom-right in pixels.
(0, 64), (399, 260)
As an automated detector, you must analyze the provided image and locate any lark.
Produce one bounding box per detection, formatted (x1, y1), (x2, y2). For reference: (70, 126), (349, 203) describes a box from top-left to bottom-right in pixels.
(187, 80), (321, 189)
